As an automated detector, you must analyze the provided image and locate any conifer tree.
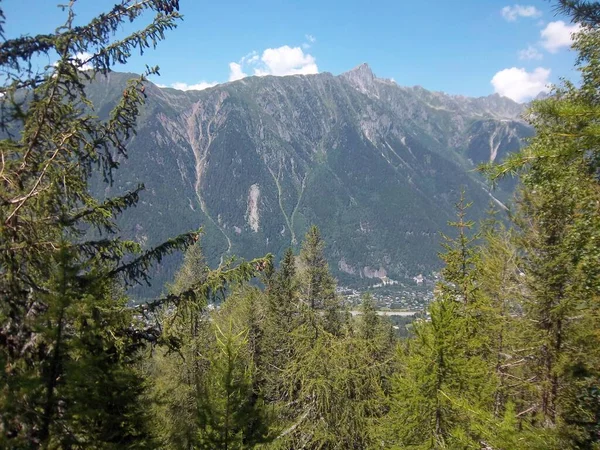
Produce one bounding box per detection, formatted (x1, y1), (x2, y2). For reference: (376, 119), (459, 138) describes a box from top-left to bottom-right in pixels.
(145, 242), (211, 448)
(358, 293), (379, 342)
(299, 225), (336, 311)
(193, 318), (270, 450)
(298, 225), (341, 336)
(275, 327), (388, 449)
(266, 247), (298, 333)
(385, 195), (496, 449)
(483, 7), (600, 445)
(0, 2), (193, 447)
(439, 190), (479, 309)
(147, 249), (273, 448)
(474, 216), (521, 419)
(262, 248), (299, 404)
(258, 235), (391, 449)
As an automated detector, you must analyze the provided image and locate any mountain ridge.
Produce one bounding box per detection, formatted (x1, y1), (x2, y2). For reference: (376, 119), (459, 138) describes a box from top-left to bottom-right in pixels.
(85, 66), (532, 297)
(155, 63), (527, 115)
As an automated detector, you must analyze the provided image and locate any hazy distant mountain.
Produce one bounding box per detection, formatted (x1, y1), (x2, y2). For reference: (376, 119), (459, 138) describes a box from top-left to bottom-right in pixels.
(86, 65), (533, 297)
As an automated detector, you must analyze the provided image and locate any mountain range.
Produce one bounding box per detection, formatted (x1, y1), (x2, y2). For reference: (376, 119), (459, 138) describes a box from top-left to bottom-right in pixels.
(85, 64), (533, 298)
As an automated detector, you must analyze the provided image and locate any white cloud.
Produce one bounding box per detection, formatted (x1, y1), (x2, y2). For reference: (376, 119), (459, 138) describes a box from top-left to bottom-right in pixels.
(170, 81), (219, 91)
(227, 45), (318, 81)
(228, 62), (247, 81)
(491, 67), (551, 102)
(75, 52), (93, 70)
(227, 52), (259, 81)
(255, 46), (318, 76)
(303, 34), (317, 49)
(501, 5), (542, 21)
(161, 43), (319, 89)
(518, 45), (543, 60)
(540, 20), (581, 52)
(54, 52), (93, 70)
(240, 51), (259, 65)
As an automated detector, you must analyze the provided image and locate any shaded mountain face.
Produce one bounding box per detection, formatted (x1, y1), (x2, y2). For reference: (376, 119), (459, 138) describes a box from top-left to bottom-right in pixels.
(86, 65), (531, 297)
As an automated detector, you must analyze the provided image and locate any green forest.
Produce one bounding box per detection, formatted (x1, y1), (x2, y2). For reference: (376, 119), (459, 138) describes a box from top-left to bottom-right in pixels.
(1, 0), (599, 448)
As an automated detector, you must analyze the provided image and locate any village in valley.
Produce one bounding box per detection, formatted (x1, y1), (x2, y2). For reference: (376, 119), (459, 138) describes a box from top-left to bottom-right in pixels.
(337, 272), (436, 313)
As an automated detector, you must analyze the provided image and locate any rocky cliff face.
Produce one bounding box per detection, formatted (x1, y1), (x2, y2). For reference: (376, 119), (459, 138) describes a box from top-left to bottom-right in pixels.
(86, 65), (531, 297)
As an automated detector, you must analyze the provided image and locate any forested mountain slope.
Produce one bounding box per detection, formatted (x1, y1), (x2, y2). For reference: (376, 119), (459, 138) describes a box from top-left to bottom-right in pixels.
(86, 64), (532, 296)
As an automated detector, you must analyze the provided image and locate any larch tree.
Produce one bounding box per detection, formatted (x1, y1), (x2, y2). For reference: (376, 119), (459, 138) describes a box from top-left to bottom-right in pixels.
(261, 247), (300, 405)
(146, 244), (273, 448)
(483, 5), (600, 445)
(385, 195), (497, 449)
(298, 225), (336, 311)
(298, 225), (341, 337)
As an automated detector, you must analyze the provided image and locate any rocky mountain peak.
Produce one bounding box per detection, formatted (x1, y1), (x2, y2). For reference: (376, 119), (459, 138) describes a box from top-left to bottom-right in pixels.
(339, 63), (377, 94)
(348, 63), (374, 78)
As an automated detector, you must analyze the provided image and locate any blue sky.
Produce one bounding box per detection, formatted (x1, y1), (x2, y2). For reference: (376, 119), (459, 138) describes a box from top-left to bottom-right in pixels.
(3, 0), (582, 102)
